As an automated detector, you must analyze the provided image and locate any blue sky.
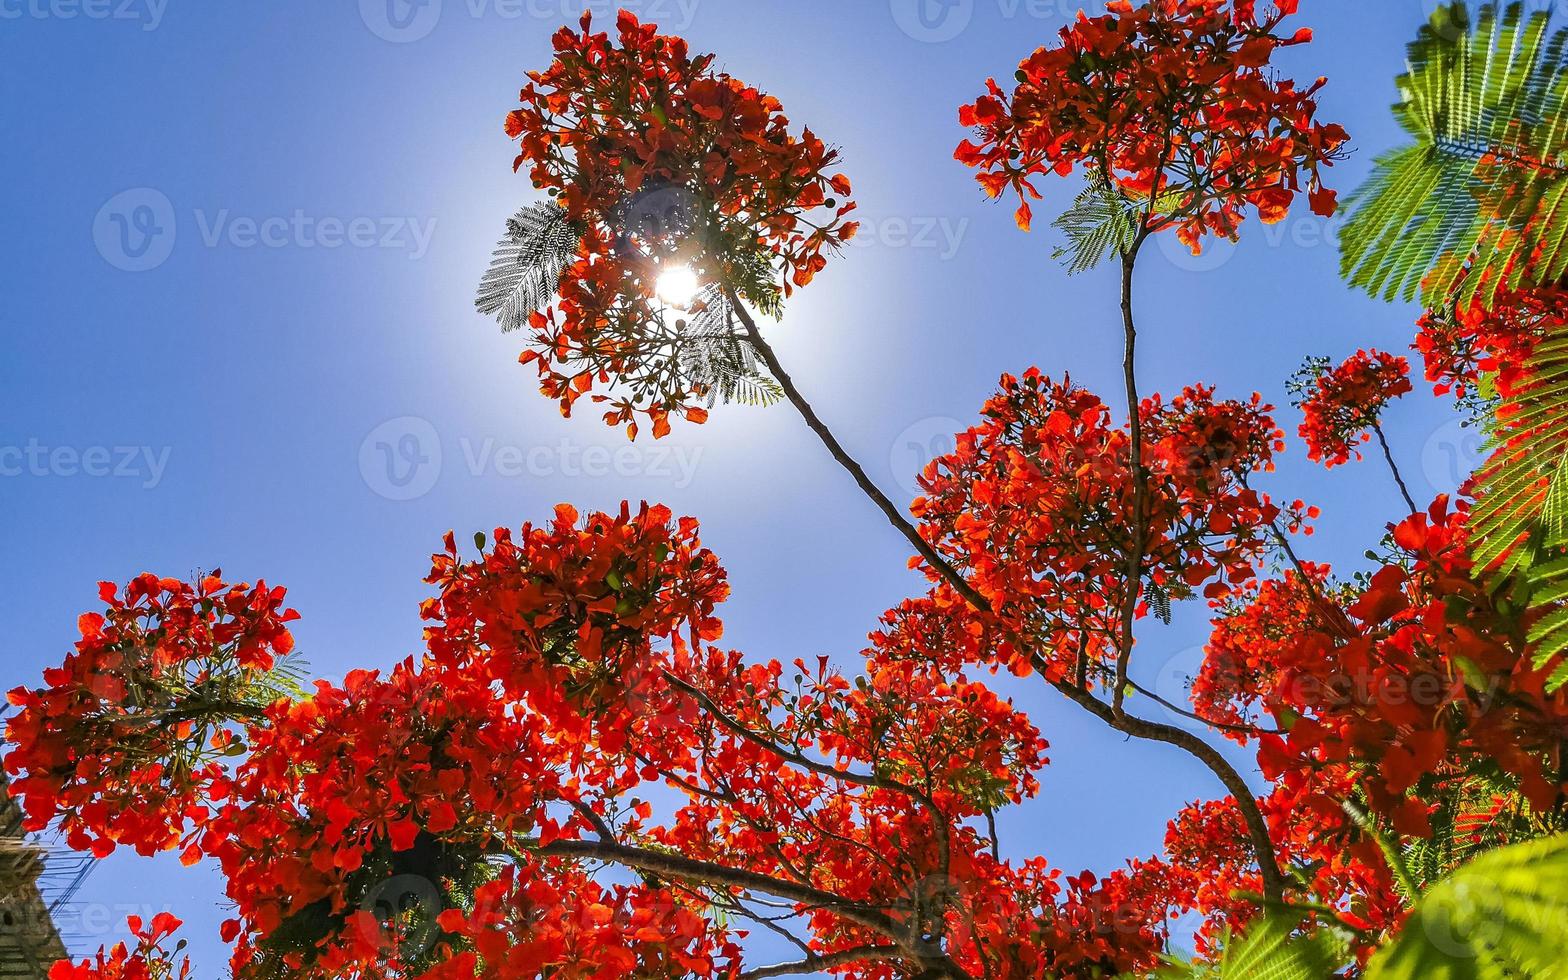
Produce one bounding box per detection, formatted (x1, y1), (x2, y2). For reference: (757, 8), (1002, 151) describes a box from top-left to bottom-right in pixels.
(1, 0), (1487, 972)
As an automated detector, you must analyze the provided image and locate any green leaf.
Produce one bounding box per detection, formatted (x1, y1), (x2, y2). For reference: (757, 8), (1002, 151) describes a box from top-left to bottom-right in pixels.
(1052, 178), (1141, 274)
(1365, 834), (1568, 979)
(1339, 2), (1568, 309)
(1147, 913), (1348, 980)
(1050, 173), (1184, 274)
(474, 201), (581, 332)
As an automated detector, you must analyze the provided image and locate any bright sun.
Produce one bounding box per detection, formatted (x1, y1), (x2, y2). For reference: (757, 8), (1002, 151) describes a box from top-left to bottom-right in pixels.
(654, 264), (702, 309)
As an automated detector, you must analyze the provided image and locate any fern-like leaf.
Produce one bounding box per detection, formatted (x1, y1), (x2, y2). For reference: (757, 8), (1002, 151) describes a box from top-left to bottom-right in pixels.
(1365, 833), (1568, 979)
(1147, 914), (1347, 980)
(474, 201), (580, 332)
(1053, 179), (1141, 274)
(1340, 2), (1568, 308)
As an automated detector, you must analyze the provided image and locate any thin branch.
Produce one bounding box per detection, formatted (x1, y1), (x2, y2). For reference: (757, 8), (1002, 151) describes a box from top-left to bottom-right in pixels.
(1125, 680), (1285, 737)
(722, 287), (991, 618)
(1372, 420), (1420, 514)
(534, 838), (968, 977)
(740, 945), (899, 980)
(718, 238), (1289, 903)
(661, 671), (907, 794)
(1043, 664), (1288, 900)
(1112, 232), (1153, 718)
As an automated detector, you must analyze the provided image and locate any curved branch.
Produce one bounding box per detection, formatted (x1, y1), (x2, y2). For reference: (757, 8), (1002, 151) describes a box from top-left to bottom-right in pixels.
(1043, 665), (1287, 900)
(719, 262), (1288, 904)
(722, 288), (991, 618)
(740, 944), (899, 979)
(534, 838), (968, 977)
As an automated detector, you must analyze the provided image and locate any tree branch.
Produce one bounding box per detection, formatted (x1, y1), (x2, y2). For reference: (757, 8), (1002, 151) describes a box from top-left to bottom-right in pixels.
(719, 255), (1288, 904)
(722, 288), (991, 618)
(534, 838), (968, 977)
(740, 945), (899, 979)
(1043, 663), (1287, 900)
(1372, 420), (1419, 515)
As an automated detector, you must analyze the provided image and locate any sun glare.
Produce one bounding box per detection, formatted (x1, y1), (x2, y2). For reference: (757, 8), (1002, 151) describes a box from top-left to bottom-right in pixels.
(655, 264), (702, 309)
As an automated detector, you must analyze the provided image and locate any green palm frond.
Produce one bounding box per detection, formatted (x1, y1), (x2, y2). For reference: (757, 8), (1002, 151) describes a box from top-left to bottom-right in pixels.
(474, 201), (580, 332)
(1341, 2), (1568, 690)
(1339, 2), (1568, 308)
(1365, 833), (1568, 979)
(1146, 914), (1348, 980)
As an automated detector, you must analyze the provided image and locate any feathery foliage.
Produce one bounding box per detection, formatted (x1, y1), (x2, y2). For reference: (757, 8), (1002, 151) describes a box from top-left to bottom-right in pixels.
(1339, 2), (1568, 689)
(474, 201), (784, 411)
(1365, 833), (1568, 979)
(474, 202), (580, 333)
(1053, 178), (1143, 274)
(1146, 914), (1347, 980)
(1468, 327), (1568, 687)
(1050, 174), (1186, 274)
(1339, 2), (1568, 308)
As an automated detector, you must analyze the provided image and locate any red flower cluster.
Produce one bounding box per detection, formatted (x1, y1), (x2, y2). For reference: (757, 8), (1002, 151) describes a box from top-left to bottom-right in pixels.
(1416, 284), (1565, 402)
(10, 502), (1179, 979)
(505, 10), (857, 437)
(420, 866), (725, 979)
(1171, 498), (1568, 956)
(1297, 349), (1412, 467)
(955, 0), (1348, 248)
(911, 371), (1298, 682)
(49, 914), (190, 980)
(5, 574), (297, 858)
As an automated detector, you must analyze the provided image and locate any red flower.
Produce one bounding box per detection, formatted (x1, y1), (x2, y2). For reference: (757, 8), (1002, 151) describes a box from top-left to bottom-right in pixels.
(910, 372), (1292, 682)
(4, 574), (298, 859)
(503, 11), (857, 438)
(1296, 349), (1412, 467)
(956, 0), (1348, 251)
(50, 914), (191, 980)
